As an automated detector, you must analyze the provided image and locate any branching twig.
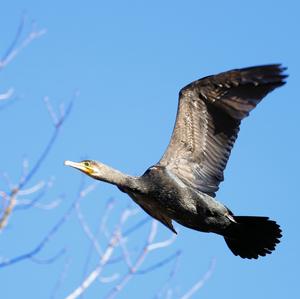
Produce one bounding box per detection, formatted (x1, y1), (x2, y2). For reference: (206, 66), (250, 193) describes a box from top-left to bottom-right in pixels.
(65, 210), (150, 299)
(0, 95), (75, 230)
(15, 194), (62, 211)
(75, 191), (103, 258)
(0, 13), (26, 64)
(104, 221), (178, 299)
(0, 199), (73, 268)
(0, 176), (84, 268)
(100, 198), (116, 238)
(18, 181), (45, 196)
(180, 258), (216, 299)
(0, 14), (46, 69)
(153, 248), (181, 299)
(65, 209), (135, 299)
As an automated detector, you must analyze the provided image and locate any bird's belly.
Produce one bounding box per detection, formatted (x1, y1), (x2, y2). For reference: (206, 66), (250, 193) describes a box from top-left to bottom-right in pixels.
(127, 187), (198, 220)
(127, 191), (179, 217)
(125, 187), (229, 234)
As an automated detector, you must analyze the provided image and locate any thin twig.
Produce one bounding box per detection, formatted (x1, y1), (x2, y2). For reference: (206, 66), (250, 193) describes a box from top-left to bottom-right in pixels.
(118, 230), (133, 269)
(75, 197), (103, 257)
(80, 212), (105, 294)
(99, 273), (120, 284)
(147, 233), (177, 251)
(44, 96), (59, 126)
(0, 13), (26, 63)
(18, 181), (45, 196)
(153, 249), (182, 299)
(180, 258), (216, 299)
(100, 198), (116, 238)
(0, 88), (14, 101)
(51, 255), (72, 299)
(0, 197), (75, 268)
(135, 250), (181, 275)
(0, 15), (46, 69)
(117, 207), (139, 268)
(16, 196), (62, 211)
(30, 248), (66, 264)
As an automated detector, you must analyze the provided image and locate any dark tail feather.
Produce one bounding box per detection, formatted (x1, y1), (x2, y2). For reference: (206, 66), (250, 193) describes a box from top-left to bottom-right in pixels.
(224, 216), (282, 259)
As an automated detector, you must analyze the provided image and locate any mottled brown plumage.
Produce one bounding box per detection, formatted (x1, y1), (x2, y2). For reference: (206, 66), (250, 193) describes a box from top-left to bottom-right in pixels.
(159, 65), (286, 197)
(65, 64), (286, 259)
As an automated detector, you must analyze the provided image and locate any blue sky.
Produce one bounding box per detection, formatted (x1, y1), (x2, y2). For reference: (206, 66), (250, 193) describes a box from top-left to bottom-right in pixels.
(0, 1), (299, 298)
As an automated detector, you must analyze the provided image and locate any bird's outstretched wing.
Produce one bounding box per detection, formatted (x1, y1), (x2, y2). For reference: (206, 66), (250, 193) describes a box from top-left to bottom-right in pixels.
(158, 64), (287, 197)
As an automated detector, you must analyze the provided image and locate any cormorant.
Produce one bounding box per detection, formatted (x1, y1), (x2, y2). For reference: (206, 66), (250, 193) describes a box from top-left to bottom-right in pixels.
(65, 64), (286, 259)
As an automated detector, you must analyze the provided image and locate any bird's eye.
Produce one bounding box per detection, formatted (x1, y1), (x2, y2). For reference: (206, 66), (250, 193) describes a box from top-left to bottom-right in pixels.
(84, 161), (90, 167)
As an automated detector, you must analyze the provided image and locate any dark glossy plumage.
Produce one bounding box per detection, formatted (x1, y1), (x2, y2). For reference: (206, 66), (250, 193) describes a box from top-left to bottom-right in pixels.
(65, 64), (286, 259)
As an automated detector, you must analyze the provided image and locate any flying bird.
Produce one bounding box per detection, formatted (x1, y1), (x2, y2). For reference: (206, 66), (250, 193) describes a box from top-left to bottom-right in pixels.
(65, 64), (286, 259)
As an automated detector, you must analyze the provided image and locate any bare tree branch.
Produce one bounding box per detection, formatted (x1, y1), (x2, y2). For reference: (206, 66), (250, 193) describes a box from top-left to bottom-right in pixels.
(65, 208), (138, 299)
(153, 248), (181, 299)
(104, 221), (178, 299)
(0, 171), (83, 268)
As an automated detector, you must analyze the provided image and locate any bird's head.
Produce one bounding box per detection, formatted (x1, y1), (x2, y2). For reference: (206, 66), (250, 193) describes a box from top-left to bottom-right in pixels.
(64, 159), (104, 180)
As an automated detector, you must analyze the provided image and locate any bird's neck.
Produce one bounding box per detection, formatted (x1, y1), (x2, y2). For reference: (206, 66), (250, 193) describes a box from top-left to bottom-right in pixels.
(95, 163), (140, 191)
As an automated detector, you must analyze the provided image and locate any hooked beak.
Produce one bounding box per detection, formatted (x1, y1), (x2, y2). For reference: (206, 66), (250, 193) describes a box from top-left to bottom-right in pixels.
(64, 160), (93, 175)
